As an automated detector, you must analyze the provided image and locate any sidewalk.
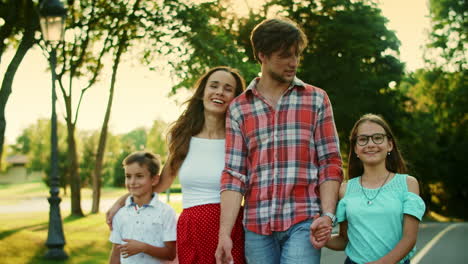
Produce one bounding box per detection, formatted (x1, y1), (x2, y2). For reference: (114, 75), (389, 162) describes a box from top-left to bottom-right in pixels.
(0, 193), (182, 214)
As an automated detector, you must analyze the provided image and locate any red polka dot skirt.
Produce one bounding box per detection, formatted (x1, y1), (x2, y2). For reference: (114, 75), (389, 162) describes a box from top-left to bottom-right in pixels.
(177, 203), (245, 264)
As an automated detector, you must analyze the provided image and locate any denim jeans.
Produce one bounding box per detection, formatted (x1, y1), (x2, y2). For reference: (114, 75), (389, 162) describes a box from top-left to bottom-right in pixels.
(345, 256), (410, 264)
(244, 219), (320, 264)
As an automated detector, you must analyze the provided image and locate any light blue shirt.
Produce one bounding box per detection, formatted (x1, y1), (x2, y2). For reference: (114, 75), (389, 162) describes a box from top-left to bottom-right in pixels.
(336, 173), (426, 264)
(109, 193), (177, 264)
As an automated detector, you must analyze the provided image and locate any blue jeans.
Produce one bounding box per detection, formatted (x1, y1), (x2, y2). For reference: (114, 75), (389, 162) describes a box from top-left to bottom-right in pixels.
(244, 219), (320, 264)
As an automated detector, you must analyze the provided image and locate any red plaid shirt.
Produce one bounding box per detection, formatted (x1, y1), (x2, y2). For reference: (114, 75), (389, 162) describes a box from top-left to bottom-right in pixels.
(221, 77), (343, 235)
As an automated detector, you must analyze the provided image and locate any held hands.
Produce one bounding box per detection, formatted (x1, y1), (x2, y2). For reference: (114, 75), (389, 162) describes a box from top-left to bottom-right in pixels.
(118, 239), (146, 258)
(310, 213), (333, 249)
(215, 234), (234, 264)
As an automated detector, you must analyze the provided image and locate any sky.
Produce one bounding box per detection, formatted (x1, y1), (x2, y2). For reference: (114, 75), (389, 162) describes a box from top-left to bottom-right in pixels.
(2, 0), (430, 145)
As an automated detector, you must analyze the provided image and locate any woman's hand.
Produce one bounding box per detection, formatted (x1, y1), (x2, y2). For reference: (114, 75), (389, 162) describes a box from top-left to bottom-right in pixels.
(105, 194), (129, 230)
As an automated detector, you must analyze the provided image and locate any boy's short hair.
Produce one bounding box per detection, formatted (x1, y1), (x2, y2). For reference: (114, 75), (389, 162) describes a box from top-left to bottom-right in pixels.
(250, 17), (308, 63)
(123, 151), (161, 176)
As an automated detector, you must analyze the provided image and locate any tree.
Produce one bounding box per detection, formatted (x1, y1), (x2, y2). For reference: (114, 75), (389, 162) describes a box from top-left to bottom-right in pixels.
(398, 0), (467, 219)
(146, 119), (169, 160)
(426, 0), (467, 71)
(160, 0), (259, 93)
(111, 128), (148, 187)
(166, 0), (406, 156)
(40, 0), (167, 216)
(12, 119), (69, 191)
(0, 0), (39, 169)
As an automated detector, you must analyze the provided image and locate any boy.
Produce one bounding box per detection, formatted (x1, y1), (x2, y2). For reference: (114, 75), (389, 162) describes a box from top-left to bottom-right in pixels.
(109, 151), (177, 264)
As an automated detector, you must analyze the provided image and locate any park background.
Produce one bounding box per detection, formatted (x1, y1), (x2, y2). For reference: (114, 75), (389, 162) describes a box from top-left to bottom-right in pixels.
(0, 0), (466, 263)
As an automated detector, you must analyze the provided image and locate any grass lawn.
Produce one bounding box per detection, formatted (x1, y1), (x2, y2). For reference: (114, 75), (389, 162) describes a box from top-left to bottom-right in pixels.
(0, 181), (182, 264)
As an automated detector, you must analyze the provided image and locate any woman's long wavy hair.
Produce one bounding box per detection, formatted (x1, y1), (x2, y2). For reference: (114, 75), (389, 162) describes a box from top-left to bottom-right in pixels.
(348, 114), (408, 179)
(166, 66), (245, 174)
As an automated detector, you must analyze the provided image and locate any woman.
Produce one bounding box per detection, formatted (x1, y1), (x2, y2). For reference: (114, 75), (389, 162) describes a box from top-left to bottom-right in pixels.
(315, 114), (425, 263)
(107, 66), (246, 263)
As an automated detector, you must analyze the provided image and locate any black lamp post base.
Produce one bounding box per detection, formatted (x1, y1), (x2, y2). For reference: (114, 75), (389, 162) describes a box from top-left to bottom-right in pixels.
(44, 247), (68, 260)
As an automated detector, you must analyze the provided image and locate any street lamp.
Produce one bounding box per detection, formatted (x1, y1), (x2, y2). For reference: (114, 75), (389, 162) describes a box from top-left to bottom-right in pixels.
(39, 0), (68, 260)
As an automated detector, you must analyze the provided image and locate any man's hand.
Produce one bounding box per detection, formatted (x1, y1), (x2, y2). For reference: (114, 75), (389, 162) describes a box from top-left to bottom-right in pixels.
(310, 214), (333, 249)
(215, 234), (234, 264)
(118, 239), (146, 258)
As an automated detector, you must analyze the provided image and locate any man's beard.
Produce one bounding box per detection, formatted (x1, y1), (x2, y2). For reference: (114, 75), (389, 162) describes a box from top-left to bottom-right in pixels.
(267, 68), (293, 84)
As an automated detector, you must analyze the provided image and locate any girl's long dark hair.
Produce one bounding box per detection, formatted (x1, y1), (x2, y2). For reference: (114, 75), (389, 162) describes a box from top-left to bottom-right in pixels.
(166, 66), (245, 174)
(348, 114), (408, 179)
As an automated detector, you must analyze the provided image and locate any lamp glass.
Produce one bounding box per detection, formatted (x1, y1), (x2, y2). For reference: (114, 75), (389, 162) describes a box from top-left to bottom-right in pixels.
(40, 16), (65, 42)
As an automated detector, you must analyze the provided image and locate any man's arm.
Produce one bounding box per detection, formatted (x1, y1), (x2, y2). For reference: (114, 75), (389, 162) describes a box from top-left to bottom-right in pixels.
(215, 190), (243, 264)
(311, 181), (346, 248)
(310, 90), (343, 247)
(310, 180), (340, 248)
(215, 103), (248, 263)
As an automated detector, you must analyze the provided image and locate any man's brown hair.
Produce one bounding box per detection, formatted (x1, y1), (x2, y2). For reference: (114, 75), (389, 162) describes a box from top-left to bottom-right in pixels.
(250, 18), (308, 63)
(123, 151), (161, 176)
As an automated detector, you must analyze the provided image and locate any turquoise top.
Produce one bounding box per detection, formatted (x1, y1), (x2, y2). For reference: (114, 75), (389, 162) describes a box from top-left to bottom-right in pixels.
(336, 173), (426, 264)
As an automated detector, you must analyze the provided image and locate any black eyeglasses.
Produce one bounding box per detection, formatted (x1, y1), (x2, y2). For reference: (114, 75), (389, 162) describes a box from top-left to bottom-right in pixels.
(356, 133), (388, 146)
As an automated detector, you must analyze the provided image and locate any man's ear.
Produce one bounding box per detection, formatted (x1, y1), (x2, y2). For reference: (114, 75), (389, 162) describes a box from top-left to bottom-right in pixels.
(258, 52), (266, 64)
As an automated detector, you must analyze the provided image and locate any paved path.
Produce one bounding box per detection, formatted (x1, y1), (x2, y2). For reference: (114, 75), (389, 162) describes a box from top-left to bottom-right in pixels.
(321, 222), (468, 264)
(2, 194), (465, 263)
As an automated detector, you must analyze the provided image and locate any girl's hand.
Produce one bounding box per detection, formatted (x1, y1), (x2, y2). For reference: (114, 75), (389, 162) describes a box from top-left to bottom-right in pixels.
(118, 239), (146, 258)
(310, 213), (333, 248)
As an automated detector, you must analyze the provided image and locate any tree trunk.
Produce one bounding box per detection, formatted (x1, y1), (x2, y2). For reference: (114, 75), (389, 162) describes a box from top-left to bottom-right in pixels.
(91, 32), (127, 213)
(66, 119), (84, 216)
(0, 0), (37, 168)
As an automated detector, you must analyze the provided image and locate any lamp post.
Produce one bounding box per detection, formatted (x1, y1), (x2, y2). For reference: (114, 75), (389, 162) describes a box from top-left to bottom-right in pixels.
(39, 0), (68, 260)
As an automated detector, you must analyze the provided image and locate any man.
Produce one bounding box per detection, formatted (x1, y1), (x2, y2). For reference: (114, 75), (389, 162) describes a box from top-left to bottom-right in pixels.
(215, 18), (343, 264)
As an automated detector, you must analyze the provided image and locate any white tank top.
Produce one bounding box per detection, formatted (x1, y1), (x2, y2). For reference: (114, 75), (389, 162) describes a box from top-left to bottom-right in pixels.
(178, 137), (225, 209)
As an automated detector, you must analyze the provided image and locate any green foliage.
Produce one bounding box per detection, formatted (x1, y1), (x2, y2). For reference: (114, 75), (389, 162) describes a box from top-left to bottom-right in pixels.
(404, 69), (468, 218)
(160, 0), (259, 92)
(268, 0), (406, 154)
(78, 130), (123, 188)
(165, 0), (407, 157)
(426, 0), (467, 70)
(112, 149), (132, 188)
(120, 127), (147, 151)
(11, 119), (69, 188)
(146, 119), (169, 161)
(397, 0), (468, 219)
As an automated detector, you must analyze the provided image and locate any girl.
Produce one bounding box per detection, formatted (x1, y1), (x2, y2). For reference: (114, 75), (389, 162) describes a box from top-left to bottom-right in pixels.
(107, 66), (246, 264)
(323, 114), (425, 264)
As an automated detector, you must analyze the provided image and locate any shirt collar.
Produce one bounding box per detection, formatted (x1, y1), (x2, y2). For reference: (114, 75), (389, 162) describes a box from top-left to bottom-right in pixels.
(246, 76), (306, 96)
(125, 192), (159, 208)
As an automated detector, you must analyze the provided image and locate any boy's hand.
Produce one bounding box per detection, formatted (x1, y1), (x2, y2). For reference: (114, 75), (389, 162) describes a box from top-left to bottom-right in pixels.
(118, 239), (146, 258)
